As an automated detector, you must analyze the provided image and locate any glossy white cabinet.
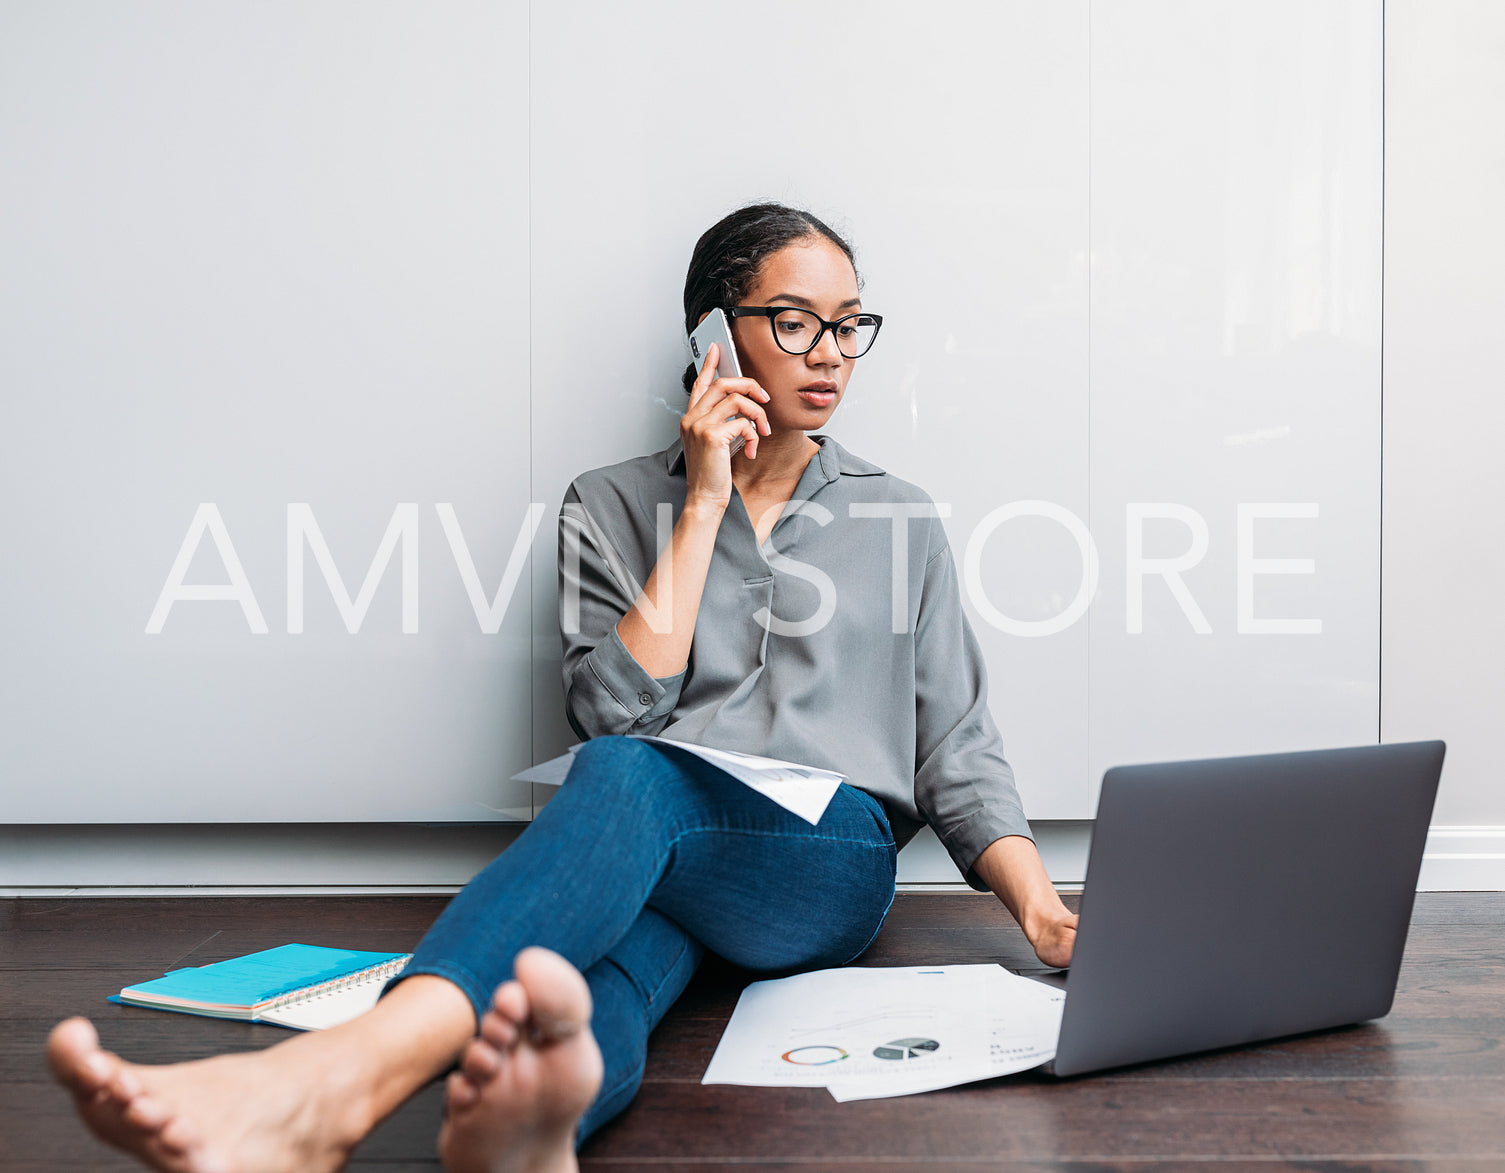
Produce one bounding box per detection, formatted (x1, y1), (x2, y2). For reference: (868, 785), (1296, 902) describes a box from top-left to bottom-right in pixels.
(1085, 0), (1383, 796)
(0, 1), (535, 821)
(1382, 0), (1505, 827)
(526, 1), (1093, 818)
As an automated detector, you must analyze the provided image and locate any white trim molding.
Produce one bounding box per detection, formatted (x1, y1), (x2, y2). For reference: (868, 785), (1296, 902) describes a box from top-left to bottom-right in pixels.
(1418, 826), (1505, 892)
(1, 822), (1498, 895)
(895, 822), (1092, 890)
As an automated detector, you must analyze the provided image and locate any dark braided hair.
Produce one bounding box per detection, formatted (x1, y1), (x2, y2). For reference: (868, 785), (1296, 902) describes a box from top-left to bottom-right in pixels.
(680, 203), (859, 393)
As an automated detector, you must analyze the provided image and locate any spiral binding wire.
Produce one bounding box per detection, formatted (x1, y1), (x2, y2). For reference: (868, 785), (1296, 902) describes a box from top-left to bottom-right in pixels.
(261, 954), (412, 1010)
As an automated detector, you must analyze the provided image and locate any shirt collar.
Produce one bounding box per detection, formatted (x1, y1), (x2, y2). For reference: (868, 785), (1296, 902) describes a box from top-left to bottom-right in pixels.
(663, 434), (886, 482)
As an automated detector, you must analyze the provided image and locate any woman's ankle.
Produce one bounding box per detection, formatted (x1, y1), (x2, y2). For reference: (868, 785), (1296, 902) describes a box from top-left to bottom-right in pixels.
(338, 974), (478, 1122)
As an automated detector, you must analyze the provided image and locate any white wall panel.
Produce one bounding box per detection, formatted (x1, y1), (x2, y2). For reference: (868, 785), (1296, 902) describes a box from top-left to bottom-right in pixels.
(1382, 0), (1505, 829)
(1085, 0), (1382, 786)
(527, 2), (1092, 824)
(0, 2), (1397, 862)
(0, 1), (534, 821)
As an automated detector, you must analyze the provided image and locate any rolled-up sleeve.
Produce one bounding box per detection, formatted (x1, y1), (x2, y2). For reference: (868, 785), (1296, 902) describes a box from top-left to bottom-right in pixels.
(912, 538), (1032, 892)
(558, 483), (686, 740)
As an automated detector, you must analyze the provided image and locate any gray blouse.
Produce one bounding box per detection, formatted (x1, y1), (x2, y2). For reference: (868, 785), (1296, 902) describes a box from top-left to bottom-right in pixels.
(557, 433), (1031, 891)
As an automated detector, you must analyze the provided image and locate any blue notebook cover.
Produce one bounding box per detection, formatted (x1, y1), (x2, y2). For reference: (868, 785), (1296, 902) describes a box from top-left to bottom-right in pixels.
(115, 943), (409, 1017)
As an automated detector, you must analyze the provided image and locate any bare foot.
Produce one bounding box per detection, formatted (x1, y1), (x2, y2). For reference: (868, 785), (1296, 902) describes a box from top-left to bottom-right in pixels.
(438, 947), (604, 1173)
(47, 1015), (377, 1172)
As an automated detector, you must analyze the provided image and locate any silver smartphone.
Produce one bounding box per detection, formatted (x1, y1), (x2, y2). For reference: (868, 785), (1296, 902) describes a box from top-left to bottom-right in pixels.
(689, 308), (743, 384)
(688, 308), (748, 454)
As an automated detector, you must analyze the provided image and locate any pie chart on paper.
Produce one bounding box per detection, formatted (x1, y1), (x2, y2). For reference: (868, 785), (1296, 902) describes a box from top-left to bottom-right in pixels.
(781, 1045), (848, 1065)
(873, 1037), (941, 1061)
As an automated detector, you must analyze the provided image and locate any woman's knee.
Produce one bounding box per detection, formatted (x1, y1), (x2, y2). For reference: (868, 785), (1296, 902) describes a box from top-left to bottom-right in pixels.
(691, 850), (896, 972)
(567, 735), (708, 815)
(560, 736), (654, 807)
(570, 735), (667, 788)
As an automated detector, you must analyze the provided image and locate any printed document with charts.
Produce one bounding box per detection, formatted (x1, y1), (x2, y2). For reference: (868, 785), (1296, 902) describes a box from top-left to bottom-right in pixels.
(512, 737), (845, 826)
(701, 964), (1064, 1101)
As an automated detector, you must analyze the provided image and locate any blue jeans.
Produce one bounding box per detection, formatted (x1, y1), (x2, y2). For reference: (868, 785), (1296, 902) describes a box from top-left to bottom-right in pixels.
(398, 735), (898, 1146)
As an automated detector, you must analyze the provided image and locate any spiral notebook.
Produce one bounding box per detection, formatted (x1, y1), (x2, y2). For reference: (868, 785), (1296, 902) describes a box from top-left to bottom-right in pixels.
(111, 944), (412, 1031)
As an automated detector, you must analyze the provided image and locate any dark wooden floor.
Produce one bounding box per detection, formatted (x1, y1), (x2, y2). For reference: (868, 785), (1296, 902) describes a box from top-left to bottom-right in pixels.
(2, 892), (1503, 1171)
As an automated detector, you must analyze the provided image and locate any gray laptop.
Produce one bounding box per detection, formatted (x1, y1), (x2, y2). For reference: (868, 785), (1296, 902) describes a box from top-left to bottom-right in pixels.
(1040, 739), (1445, 1077)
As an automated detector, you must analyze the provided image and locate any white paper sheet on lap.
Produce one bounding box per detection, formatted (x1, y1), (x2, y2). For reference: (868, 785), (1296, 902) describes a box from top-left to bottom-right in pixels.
(512, 737), (845, 825)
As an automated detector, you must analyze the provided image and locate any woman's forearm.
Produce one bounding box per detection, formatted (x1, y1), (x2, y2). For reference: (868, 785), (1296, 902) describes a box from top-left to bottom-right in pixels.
(614, 502), (725, 678)
(972, 835), (1078, 968)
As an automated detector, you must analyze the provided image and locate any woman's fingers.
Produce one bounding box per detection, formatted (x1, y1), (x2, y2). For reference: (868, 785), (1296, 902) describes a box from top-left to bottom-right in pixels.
(683, 388), (768, 472)
(687, 409), (761, 460)
(686, 343), (720, 410)
(736, 418), (758, 461)
(692, 391), (771, 440)
(719, 392), (771, 437)
(687, 343), (771, 411)
(680, 359), (770, 497)
(688, 377), (770, 423)
(696, 406), (764, 464)
(680, 405), (761, 489)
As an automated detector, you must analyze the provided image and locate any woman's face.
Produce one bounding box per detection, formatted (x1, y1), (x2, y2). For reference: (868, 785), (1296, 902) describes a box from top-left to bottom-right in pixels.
(726, 236), (863, 436)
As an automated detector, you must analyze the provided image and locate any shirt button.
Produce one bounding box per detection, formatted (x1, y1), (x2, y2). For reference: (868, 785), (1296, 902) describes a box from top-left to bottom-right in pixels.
(638, 692), (653, 706)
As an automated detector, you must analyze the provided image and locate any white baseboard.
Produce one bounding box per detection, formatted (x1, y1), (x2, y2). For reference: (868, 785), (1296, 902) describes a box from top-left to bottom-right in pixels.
(895, 823), (1505, 893)
(1418, 826), (1505, 891)
(0, 821), (1091, 893)
(893, 822), (1091, 888)
(0, 824), (523, 890)
(0, 822), (1499, 894)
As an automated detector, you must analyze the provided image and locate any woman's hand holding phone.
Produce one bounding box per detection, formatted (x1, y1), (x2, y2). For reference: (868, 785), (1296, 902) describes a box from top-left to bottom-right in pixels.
(680, 342), (771, 513)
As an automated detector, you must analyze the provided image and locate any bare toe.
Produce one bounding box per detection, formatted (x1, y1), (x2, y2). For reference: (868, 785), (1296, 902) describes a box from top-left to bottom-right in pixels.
(492, 979), (528, 1026)
(109, 1067), (143, 1103)
(480, 1010), (521, 1051)
(446, 1069), (480, 1112)
(513, 947), (592, 1042)
(437, 949), (603, 1173)
(46, 1017), (375, 1173)
(156, 1116), (198, 1155)
(124, 1093), (172, 1131)
(460, 1037), (504, 1083)
(47, 1017), (111, 1095)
